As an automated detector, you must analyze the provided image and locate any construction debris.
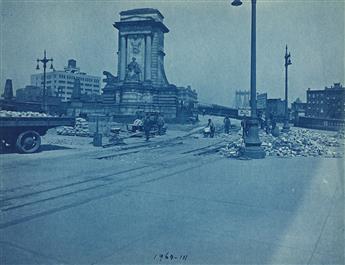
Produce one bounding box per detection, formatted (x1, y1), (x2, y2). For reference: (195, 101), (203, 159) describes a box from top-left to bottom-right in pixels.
(57, 117), (90, 137)
(220, 128), (344, 159)
(219, 138), (244, 158)
(335, 129), (345, 139)
(0, 110), (52, 117)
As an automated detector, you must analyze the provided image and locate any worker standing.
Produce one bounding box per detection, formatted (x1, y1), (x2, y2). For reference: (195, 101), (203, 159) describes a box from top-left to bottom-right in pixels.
(157, 114), (165, 135)
(143, 114), (152, 141)
(241, 115), (248, 139)
(223, 116), (231, 134)
(207, 118), (215, 138)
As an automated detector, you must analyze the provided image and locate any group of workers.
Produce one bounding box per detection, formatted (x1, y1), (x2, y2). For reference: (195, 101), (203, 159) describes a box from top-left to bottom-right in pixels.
(204, 116), (231, 138)
(142, 113), (165, 141)
(138, 112), (278, 141)
(204, 113), (278, 139)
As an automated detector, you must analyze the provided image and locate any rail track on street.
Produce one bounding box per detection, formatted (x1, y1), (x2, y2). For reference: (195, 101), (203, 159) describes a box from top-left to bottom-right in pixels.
(0, 134), (231, 229)
(0, 131), (228, 195)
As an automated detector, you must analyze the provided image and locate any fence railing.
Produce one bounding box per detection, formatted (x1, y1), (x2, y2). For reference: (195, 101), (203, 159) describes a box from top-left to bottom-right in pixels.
(294, 116), (345, 131)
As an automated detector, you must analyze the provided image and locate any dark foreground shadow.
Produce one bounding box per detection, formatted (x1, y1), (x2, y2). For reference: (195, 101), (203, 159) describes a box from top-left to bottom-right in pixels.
(39, 144), (72, 152)
(0, 144), (72, 154)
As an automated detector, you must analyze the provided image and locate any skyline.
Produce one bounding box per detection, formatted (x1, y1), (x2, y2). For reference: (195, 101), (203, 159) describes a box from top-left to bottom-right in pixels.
(1, 0), (344, 106)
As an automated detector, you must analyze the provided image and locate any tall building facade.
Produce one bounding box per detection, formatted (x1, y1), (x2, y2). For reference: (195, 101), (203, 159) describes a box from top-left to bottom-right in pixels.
(31, 59), (101, 102)
(306, 83), (345, 119)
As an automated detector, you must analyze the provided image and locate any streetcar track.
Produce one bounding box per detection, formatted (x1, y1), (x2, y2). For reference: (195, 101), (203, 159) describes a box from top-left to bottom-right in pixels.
(181, 141), (225, 154)
(0, 136), (188, 194)
(96, 137), (185, 160)
(1, 155), (204, 212)
(0, 165), (150, 202)
(195, 144), (226, 156)
(1, 152), (205, 210)
(1, 145), (222, 212)
(0, 138), (229, 215)
(0, 156), (224, 229)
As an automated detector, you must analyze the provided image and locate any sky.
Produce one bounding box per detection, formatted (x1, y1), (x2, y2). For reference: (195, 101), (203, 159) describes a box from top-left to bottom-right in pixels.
(1, 0), (344, 106)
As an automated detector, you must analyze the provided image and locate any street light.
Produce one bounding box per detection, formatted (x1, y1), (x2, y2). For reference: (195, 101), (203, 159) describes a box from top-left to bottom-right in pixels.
(36, 50), (54, 113)
(231, 0), (265, 159)
(282, 45), (292, 132)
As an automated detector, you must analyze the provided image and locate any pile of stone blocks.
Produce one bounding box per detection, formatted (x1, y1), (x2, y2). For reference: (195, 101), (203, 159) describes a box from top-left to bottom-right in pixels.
(57, 117), (90, 137)
(0, 110), (51, 117)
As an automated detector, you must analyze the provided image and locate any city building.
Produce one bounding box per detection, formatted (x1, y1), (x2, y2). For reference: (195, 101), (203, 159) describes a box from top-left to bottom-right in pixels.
(31, 59), (101, 102)
(291, 97), (307, 120)
(0, 80), (62, 114)
(257, 92), (267, 113)
(16, 85), (42, 102)
(266, 98), (286, 121)
(306, 83), (345, 119)
(176, 86), (198, 121)
(15, 85), (61, 105)
(177, 86), (198, 109)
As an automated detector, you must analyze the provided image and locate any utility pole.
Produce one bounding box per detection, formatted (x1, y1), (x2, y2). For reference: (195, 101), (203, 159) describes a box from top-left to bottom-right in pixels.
(36, 50), (54, 113)
(282, 45), (292, 132)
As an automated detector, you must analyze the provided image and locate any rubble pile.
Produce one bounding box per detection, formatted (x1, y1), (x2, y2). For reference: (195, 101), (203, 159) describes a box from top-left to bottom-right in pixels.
(261, 129), (342, 158)
(219, 138), (244, 158)
(57, 118), (90, 137)
(220, 128), (343, 158)
(335, 129), (345, 139)
(0, 110), (51, 117)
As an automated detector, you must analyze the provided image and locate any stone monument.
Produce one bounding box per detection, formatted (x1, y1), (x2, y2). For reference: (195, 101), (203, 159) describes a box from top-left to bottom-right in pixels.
(102, 8), (179, 119)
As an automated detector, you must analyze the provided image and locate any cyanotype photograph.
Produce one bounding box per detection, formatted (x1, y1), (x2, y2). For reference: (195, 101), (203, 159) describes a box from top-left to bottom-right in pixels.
(0, 0), (344, 264)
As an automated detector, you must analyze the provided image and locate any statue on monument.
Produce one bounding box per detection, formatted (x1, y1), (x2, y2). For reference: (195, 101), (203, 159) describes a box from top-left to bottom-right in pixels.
(126, 57), (141, 81)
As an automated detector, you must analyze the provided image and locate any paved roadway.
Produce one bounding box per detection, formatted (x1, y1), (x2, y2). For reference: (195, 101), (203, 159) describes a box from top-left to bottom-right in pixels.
(0, 126), (344, 264)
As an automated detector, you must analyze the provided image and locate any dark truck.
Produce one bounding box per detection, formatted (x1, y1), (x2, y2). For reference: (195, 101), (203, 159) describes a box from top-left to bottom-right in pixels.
(0, 116), (75, 153)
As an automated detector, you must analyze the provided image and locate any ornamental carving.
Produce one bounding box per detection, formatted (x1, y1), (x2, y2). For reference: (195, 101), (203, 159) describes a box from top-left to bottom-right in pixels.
(130, 35), (142, 54)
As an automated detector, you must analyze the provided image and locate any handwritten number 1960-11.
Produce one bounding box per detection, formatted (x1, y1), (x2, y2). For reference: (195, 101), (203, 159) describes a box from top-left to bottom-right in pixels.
(154, 252), (188, 262)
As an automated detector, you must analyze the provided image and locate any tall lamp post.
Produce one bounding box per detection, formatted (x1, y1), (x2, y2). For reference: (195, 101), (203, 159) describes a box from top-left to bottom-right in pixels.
(36, 50), (54, 113)
(282, 45), (292, 132)
(231, 0), (265, 159)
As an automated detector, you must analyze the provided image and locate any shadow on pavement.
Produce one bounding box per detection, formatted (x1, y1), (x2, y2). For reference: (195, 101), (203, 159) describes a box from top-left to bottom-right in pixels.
(39, 144), (72, 152)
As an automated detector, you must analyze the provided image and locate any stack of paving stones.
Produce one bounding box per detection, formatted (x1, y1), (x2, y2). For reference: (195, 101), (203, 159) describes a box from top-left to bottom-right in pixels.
(0, 110), (51, 117)
(57, 117), (90, 137)
(220, 129), (343, 158)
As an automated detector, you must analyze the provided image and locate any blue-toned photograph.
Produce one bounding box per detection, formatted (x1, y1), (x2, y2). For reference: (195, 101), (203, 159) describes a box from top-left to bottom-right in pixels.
(0, 0), (344, 264)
